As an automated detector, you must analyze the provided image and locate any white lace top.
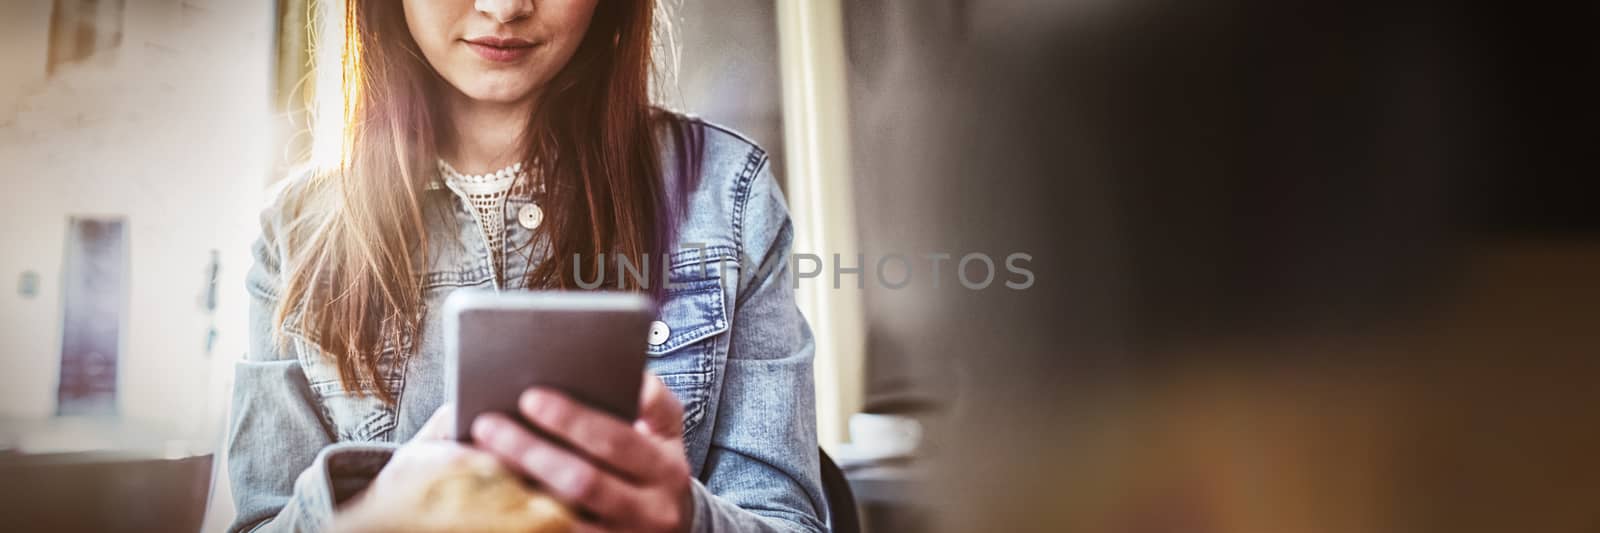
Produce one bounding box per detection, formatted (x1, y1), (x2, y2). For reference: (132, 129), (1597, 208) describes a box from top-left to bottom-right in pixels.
(437, 159), (529, 279)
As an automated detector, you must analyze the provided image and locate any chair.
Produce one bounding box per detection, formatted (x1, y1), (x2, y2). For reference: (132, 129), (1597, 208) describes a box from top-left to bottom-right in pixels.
(819, 448), (861, 533)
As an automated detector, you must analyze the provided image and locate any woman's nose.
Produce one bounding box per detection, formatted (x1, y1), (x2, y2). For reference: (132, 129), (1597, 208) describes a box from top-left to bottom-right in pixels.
(475, 0), (533, 24)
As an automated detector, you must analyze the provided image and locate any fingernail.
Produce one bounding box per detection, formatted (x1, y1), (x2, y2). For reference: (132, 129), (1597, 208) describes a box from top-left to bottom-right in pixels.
(471, 416), (496, 439)
(522, 389), (552, 416)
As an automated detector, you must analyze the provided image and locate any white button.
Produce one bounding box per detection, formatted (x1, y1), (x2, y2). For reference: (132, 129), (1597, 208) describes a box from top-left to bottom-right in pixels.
(518, 203), (544, 230)
(647, 321), (670, 346)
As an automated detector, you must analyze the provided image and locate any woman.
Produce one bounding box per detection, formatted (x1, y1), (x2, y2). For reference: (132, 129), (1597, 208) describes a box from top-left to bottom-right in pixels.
(226, 1), (824, 531)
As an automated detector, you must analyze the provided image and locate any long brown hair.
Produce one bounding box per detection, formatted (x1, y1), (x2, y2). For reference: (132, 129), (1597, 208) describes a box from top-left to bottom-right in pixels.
(277, 1), (667, 403)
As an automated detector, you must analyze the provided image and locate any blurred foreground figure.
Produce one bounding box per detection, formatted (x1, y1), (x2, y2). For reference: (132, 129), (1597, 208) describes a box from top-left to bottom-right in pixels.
(877, 1), (1600, 532)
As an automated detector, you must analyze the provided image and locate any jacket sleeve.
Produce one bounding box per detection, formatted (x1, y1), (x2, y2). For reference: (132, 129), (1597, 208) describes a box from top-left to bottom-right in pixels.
(689, 159), (829, 533)
(225, 196), (397, 532)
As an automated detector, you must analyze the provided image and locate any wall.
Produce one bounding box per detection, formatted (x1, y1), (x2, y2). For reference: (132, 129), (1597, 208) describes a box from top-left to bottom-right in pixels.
(0, 3), (54, 124)
(0, 0), (274, 444)
(664, 0), (787, 174)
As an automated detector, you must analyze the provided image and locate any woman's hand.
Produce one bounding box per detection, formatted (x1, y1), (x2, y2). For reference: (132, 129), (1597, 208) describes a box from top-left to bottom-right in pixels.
(471, 372), (694, 533)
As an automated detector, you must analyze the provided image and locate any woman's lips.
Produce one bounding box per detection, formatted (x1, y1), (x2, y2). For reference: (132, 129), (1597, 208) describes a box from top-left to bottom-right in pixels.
(463, 37), (537, 63)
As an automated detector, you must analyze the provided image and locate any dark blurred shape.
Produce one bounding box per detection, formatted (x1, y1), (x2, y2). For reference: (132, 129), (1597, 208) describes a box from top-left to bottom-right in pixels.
(855, 0), (1600, 532)
(0, 417), (214, 532)
(820, 448), (864, 533)
(47, 0), (125, 75)
(0, 452), (211, 532)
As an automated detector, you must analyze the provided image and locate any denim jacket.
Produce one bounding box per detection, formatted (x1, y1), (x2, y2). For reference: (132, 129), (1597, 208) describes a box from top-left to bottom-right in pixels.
(226, 115), (826, 532)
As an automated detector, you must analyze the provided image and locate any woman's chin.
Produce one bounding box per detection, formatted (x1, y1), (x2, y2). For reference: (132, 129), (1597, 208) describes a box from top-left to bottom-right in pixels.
(454, 78), (542, 107)
(464, 91), (532, 106)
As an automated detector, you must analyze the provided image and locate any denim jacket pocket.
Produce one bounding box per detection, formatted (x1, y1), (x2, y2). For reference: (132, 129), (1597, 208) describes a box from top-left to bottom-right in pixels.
(282, 320), (409, 443)
(647, 264), (730, 436)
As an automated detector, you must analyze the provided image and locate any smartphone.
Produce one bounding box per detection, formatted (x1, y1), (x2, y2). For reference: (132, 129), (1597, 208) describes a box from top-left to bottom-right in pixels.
(443, 290), (654, 442)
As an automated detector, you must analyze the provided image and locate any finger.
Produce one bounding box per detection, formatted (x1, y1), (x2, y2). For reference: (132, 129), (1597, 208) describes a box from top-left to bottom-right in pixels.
(519, 388), (670, 480)
(470, 413), (647, 521)
(636, 373), (685, 438)
(415, 404), (455, 441)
